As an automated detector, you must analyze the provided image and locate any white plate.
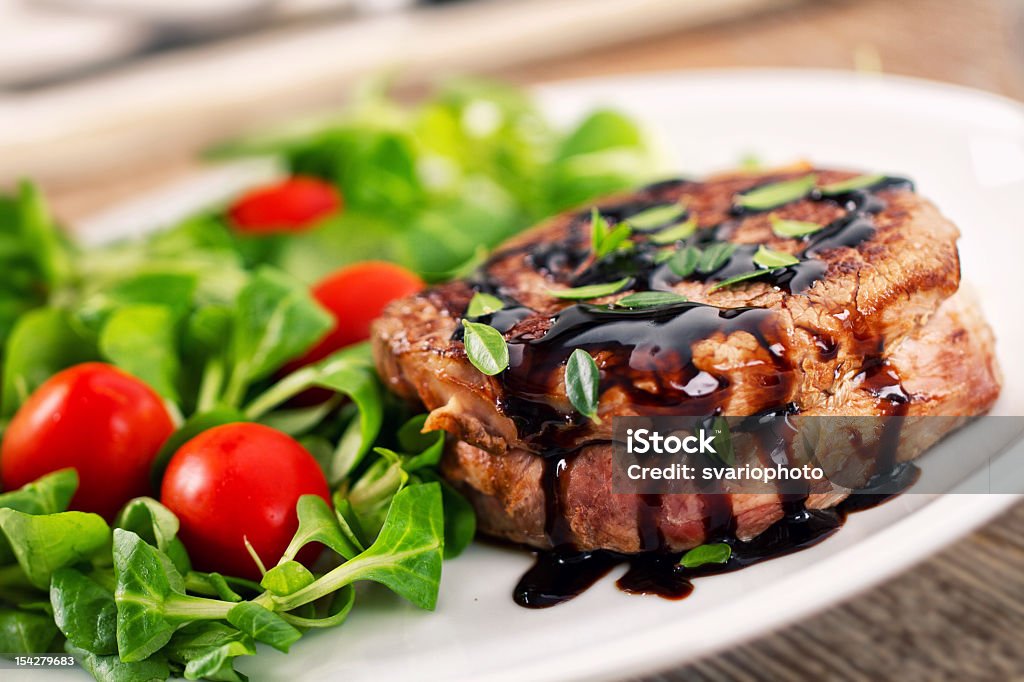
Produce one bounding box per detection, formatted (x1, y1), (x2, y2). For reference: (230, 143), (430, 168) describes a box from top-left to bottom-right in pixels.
(38, 70), (1024, 682)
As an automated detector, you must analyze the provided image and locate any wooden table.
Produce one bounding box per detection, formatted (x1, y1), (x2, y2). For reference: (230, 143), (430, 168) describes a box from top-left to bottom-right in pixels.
(37, 0), (1024, 678)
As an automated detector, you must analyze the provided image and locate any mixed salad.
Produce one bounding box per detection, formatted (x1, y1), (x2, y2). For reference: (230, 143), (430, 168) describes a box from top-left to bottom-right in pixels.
(0, 80), (657, 680)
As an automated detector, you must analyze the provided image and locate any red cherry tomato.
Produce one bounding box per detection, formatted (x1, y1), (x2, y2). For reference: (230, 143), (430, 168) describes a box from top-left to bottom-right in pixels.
(228, 176), (341, 234)
(160, 423), (330, 579)
(0, 363), (174, 520)
(296, 261), (424, 367)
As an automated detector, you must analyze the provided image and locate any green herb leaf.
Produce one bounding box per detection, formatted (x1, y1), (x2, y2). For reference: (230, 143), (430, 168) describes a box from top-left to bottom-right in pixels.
(708, 269), (771, 292)
(225, 267), (334, 405)
(461, 320), (509, 376)
(68, 643), (171, 682)
(548, 277), (631, 300)
(346, 448), (409, 543)
(112, 530), (232, 662)
(243, 344), (383, 482)
(668, 246), (701, 278)
(818, 173), (885, 195)
(565, 349), (601, 423)
(626, 203), (687, 230)
(710, 416), (734, 467)
(752, 245), (799, 268)
(0, 608), (61, 654)
(769, 214), (824, 238)
(0, 468), (77, 515)
(166, 622), (256, 682)
(589, 207), (609, 255)
(615, 292), (689, 309)
(50, 567), (118, 655)
(649, 217), (697, 244)
(281, 494), (361, 563)
(736, 174), (816, 211)
(226, 602), (302, 654)
(416, 470), (477, 560)
(696, 242), (737, 274)
(99, 304), (182, 403)
(260, 561), (316, 598)
(274, 483), (444, 613)
(0, 508), (111, 589)
(1, 308), (95, 418)
(679, 543), (732, 568)
(115, 497), (191, 576)
(466, 292), (505, 317)
(597, 223), (633, 258)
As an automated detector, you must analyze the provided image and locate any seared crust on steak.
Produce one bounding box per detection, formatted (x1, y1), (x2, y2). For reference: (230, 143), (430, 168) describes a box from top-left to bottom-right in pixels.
(374, 167), (963, 456)
(440, 291), (1002, 552)
(372, 166), (1001, 554)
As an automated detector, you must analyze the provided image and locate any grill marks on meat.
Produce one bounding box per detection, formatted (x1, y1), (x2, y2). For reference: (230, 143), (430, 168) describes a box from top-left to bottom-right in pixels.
(373, 167), (963, 456)
(440, 290), (1001, 553)
(372, 166), (1001, 570)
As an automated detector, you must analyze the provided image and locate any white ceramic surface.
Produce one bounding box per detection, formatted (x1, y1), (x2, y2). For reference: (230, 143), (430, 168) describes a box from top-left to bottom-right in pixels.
(28, 70), (1024, 682)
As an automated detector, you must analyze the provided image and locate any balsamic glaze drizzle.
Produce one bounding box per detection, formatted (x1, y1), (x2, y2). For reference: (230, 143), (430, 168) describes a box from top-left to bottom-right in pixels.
(457, 173), (921, 608)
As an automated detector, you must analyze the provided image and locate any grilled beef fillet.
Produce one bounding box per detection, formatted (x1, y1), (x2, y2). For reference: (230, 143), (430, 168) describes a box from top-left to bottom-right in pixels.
(371, 166), (1001, 552)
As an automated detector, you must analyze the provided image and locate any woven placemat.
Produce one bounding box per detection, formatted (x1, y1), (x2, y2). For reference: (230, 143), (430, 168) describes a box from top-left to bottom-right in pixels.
(638, 500), (1024, 681)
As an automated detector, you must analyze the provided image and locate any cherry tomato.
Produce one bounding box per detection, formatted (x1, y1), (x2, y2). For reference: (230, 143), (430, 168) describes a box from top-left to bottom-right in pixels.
(228, 176), (341, 234)
(296, 261), (424, 367)
(160, 423), (330, 579)
(0, 363), (174, 520)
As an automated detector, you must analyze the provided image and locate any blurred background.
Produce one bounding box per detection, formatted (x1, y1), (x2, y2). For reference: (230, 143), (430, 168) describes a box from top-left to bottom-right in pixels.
(0, 0), (1022, 221)
(0, 0), (1022, 680)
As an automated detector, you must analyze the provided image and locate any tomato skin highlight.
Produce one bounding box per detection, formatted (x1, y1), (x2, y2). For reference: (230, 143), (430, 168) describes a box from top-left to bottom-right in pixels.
(228, 176), (341, 234)
(160, 423), (330, 580)
(0, 362), (174, 520)
(297, 261), (424, 367)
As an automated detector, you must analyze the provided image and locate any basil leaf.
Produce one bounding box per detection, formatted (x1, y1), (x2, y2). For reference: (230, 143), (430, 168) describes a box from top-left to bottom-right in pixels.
(818, 173), (885, 195)
(769, 215), (823, 238)
(626, 203), (687, 230)
(669, 246), (701, 278)
(466, 292), (505, 318)
(679, 543), (732, 568)
(736, 174), (816, 211)
(752, 245), (799, 268)
(461, 320), (510, 376)
(565, 349), (601, 423)
(548, 277), (631, 300)
(708, 269), (772, 292)
(649, 217), (697, 245)
(616, 292), (689, 309)
(0, 468), (77, 515)
(696, 242), (737, 274)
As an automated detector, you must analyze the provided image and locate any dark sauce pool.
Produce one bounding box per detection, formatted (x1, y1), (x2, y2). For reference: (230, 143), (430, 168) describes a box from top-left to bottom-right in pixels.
(461, 173), (922, 608)
(514, 462), (921, 608)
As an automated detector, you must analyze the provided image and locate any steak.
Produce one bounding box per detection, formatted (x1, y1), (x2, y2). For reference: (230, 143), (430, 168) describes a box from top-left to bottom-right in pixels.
(371, 166), (1001, 553)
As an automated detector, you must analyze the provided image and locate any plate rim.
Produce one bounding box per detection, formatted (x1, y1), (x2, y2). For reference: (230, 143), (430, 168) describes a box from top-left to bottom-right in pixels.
(74, 68), (1024, 682)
